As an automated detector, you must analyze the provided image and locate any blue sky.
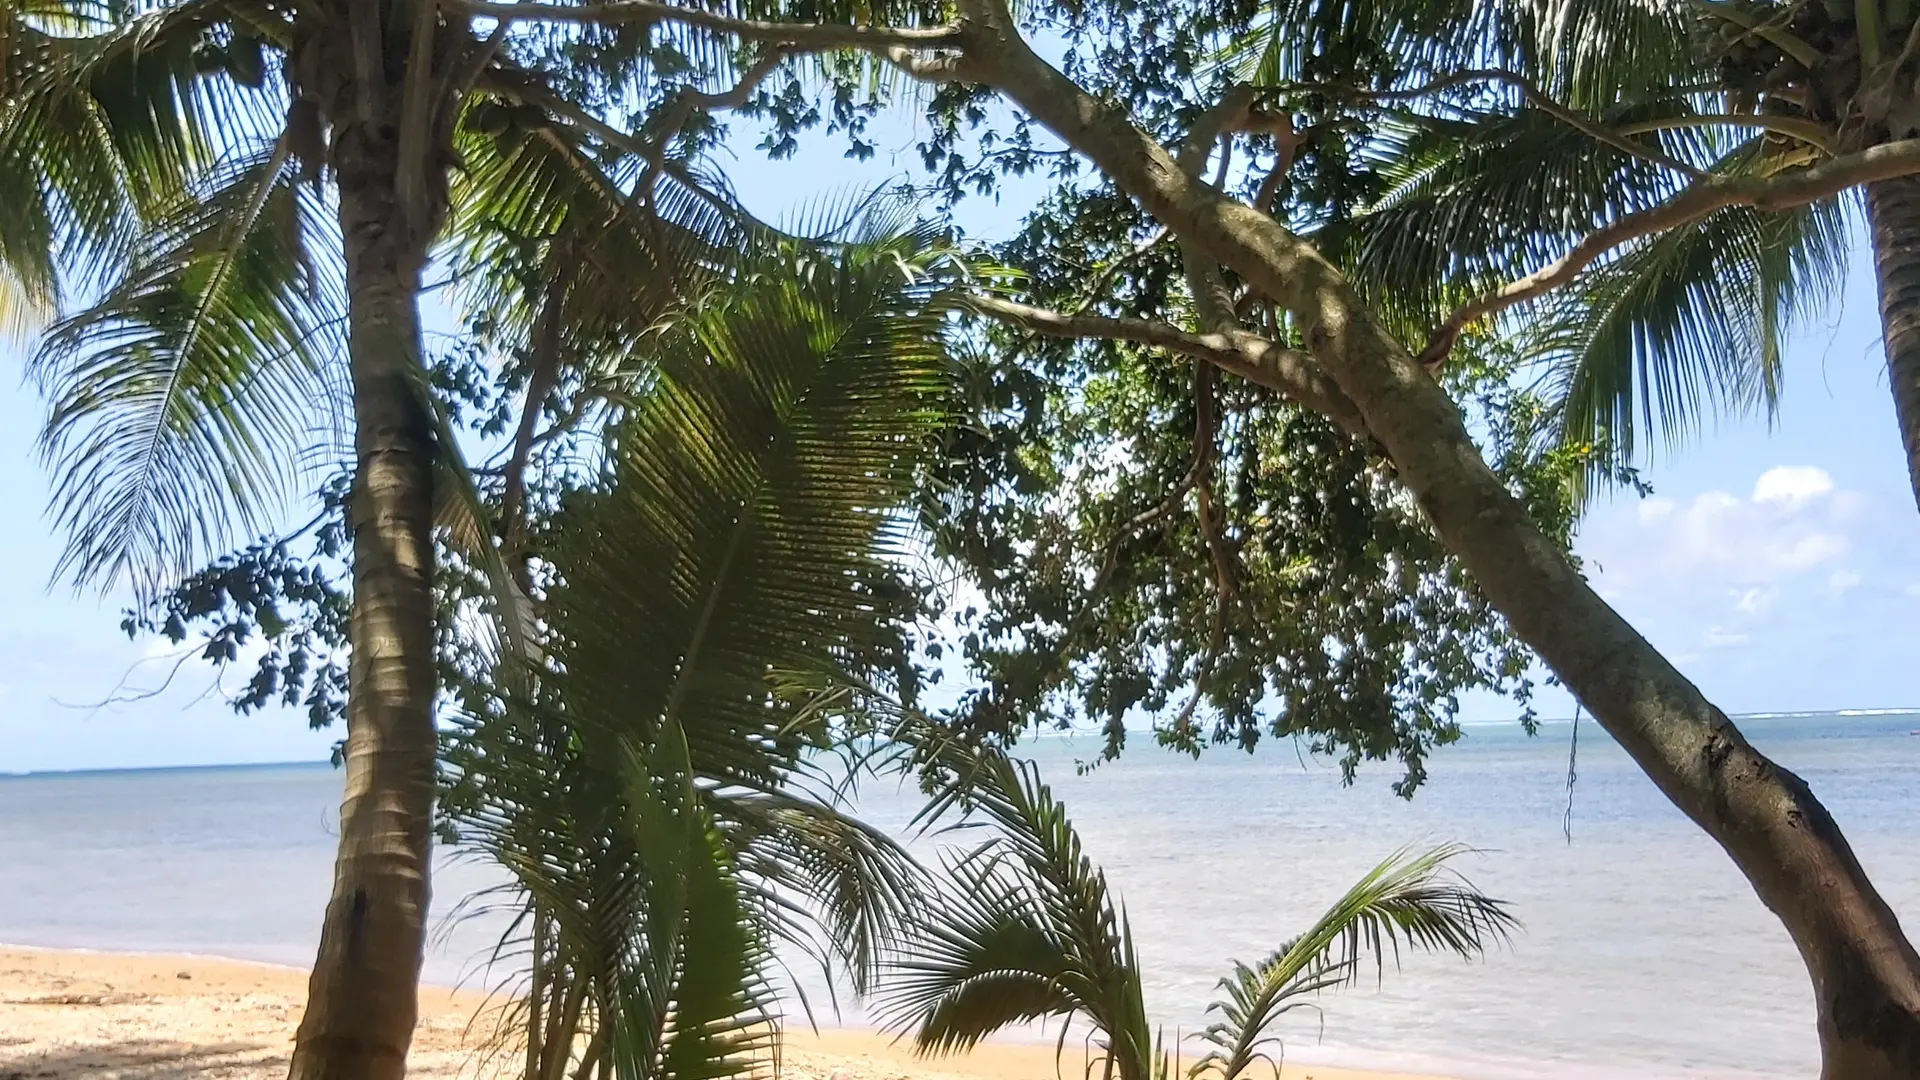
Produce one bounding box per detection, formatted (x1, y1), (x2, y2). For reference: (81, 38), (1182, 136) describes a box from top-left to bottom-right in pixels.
(4, 125), (1917, 772)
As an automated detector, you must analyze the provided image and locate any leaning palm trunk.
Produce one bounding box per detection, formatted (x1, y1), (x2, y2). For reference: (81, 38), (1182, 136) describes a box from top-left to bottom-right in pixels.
(287, 116), (443, 1080)
(905, 10), (1920, 1074)
(1867, 176), (1920, 516)
(1830, 177), (1920, 1075)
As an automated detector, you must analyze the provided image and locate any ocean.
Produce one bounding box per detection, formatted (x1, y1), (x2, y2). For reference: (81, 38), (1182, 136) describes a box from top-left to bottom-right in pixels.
(2, 712), (1916, 1080)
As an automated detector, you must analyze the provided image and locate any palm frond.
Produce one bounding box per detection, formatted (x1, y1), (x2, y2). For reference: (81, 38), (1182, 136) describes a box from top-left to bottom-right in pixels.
(880, 741), (1513, 1080)
(725, 780), (929, 998)
(447, 97), (747, 366)
(28, 135), (341, 593)
(0, 0), (285, 302)
(1216, 0), (1500, 87)
(1501, 0), (1697, 109)
(444, 231), (957, 1079)
(1536, 191), (1851, 479)
(877, 886), (1078, 1055)
(537, 235), (952, 789)
(1188, 844), (1516, 1080)
(649, 800), (779, 1080)
(1335, 101), (1714, 329)
(881, 737), (1153, 1079)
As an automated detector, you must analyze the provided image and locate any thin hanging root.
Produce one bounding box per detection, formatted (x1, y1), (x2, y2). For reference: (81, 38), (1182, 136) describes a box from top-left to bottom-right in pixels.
(1171, 361), (1238, 742)
(1192, 361), (1237, 605)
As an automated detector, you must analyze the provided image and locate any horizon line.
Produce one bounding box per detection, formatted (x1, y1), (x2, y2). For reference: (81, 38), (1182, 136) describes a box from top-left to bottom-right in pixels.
(5, 705), (1915, 779)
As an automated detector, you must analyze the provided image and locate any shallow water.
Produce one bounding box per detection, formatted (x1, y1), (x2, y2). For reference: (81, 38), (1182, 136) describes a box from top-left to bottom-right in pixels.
(3, 712), (1916, 1079)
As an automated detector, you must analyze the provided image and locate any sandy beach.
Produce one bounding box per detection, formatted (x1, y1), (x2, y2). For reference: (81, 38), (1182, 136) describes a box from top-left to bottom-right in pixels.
(0, 946), (1448, 1080)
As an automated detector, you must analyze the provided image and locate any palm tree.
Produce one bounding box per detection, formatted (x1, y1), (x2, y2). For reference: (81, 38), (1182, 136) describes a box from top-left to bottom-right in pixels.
(875, 738), (1515, 1080)
(440, 227), (955, 1079)
(1272, 2), (1918, 503)
(0, 3), (779, 1073)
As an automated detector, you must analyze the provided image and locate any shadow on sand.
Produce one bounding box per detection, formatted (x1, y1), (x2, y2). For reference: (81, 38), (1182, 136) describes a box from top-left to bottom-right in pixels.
(0, 1038), (281, 1079)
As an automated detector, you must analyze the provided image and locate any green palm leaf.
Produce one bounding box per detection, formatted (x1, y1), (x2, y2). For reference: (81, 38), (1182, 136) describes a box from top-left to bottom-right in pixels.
(725, 780), (929, 998)
(28, 135), (340, 592)
(1188, 844), (1516, 1080)
(880, 893), (1079, 1055)
(1501, 0), (1695, 108)
(444, 232), (957, 1080)
(1537, 191), (1850, 476)
(881, 740), (1514, 1080)
(882, 739), (1152, 1078)
(538, 235), (952, 789)
(1, 0), (284, 301)
(1335, 102), (1717, 329)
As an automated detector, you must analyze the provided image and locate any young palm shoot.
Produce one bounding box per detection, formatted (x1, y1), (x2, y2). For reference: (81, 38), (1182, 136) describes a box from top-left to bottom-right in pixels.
(878, 741), (1515, 1080)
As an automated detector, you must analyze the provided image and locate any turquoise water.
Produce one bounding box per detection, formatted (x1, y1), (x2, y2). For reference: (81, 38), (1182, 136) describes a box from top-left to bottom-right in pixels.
(2, 712), (1916, 1079)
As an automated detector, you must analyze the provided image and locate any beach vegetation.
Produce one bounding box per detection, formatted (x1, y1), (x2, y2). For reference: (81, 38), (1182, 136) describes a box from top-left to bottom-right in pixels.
(435, 221), (952, 1080)
(876, 734), (1515, 1080)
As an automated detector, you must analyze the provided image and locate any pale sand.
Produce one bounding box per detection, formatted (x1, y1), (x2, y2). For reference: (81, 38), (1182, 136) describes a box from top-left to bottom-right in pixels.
(0, 947), (1448, 1080)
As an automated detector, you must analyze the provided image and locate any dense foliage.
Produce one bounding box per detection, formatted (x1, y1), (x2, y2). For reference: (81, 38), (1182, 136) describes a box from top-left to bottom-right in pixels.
(920, 185), (1602, 790)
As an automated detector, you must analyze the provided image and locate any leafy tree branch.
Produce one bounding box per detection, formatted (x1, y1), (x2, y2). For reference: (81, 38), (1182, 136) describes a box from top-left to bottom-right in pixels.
(960, 294), (1367, 435)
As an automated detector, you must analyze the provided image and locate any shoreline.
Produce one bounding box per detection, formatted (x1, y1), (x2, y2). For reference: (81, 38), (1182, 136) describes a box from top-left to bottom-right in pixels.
(0, 945), (1457, 1080)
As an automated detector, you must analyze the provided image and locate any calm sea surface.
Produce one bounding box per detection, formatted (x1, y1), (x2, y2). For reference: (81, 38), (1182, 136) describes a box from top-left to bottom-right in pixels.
(2, 712), (1916, 1079)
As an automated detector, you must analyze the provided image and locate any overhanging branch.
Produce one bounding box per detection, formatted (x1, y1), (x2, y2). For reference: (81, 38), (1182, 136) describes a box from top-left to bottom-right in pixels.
(964, 294), (1368, 436)
(1420, 137), (1920, 366)
(456, 0), (960, 52)
(647, 48), (789, 154)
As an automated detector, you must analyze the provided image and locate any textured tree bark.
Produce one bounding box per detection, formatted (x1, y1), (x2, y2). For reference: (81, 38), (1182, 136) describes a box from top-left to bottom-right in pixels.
(1866, 177), (1920, 516)
(286, 95), (441, 1080)
(945, 3), (1920, 1073)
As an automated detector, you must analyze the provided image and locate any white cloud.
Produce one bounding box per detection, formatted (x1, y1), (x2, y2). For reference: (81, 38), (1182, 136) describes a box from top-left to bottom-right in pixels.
(1776, 532), (1848, 571)
(1752, 465), (1835, 504)
(1582, 466), (1851, 588)
(1702, 626), (1751, 649)
(1637, 496), (1677, 523)
(1569, 461), (1920, 714)
(141, 634), (188, 661)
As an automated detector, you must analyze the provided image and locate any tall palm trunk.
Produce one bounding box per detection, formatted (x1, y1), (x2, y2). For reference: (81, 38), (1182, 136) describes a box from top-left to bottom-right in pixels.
(287, 115), (441, 1080)
(1866, 177), (1920, 514)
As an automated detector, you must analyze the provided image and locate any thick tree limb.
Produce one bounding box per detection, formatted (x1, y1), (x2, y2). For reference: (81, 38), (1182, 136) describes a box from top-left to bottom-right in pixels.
(1168, 111), (1247, 722)
(1252, 117), (1310, 214)
(997, 226), (1169, 365)
(396, 0), (443, 245)
(500, 251), (573, 585)
(1420, 136), (1920, 365)
(457, 0), (959, 50)
(963, 294), (1367, 436)
(439, 21), (511, 107)
(489, 51), (783, 169)
(882, 44), (972, 80)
